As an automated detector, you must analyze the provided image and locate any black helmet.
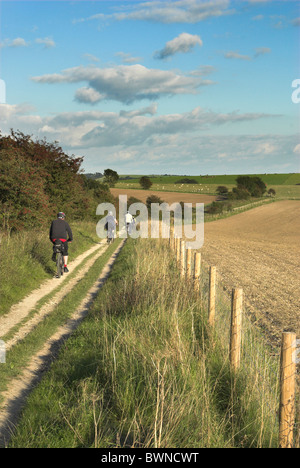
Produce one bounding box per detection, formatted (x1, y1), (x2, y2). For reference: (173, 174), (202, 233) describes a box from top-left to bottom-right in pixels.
(57, 212), (66, 219)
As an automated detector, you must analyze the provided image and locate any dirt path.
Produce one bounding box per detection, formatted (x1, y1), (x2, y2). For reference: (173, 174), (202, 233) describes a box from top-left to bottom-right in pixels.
(0, 241), (106, 339)
(3, 242), (110, 351)
(200, 200), (300, 345)
(0, 240), (126, 447)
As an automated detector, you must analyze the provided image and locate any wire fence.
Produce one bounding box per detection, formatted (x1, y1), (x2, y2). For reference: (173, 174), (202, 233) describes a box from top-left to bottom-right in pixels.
(169, 234), (299, 448)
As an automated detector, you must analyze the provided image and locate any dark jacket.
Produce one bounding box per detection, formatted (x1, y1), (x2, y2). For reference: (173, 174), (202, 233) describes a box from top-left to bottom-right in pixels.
(49, 219), (73, 242)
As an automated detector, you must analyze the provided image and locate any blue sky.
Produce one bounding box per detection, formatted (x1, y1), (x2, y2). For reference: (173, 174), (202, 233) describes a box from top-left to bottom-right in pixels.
(0, 0), (299, 175)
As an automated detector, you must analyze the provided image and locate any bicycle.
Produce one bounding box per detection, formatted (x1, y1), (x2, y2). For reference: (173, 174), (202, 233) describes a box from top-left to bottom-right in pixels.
(53, 242), (65, 278)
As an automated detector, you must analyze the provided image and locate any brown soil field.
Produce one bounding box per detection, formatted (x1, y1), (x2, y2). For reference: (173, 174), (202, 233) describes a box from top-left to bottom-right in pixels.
(111, 188), (216, 205)
(200, 200), (300, 346)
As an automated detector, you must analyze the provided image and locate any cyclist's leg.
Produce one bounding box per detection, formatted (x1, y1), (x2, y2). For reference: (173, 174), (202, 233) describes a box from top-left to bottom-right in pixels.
(62, 241), (69, 272)
(107, 226), (113, 243)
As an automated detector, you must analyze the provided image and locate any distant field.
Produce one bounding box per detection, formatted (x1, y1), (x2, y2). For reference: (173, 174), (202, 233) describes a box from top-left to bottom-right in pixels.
(117, 173), (300, 186)
(110, 188), (216, 205)
(115, 182), (300, 200)
(110, 173), (300, 203)
(114, 182), (223, 196)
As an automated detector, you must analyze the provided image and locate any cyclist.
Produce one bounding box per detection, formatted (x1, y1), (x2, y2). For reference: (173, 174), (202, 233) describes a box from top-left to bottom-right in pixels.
(125, 211), (134, 235)
(106, 211), (118, 243)
(50, 212), (73, 272)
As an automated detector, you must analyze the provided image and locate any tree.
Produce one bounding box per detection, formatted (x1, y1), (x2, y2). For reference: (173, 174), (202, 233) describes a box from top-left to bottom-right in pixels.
(207, 201), (224, 214)
(216, 186), (229, 196)
(0, 147), (52, 230)
(146, 195), (164, 211)
(175, 178), (198, 185)
(139, 176), (153, 190)
(236, 176), (266, 197)
(232, 187), (250, 200)
(0, 130), (114, 230)
(268, 188), (276, 197)
(103, 169), (119, 187)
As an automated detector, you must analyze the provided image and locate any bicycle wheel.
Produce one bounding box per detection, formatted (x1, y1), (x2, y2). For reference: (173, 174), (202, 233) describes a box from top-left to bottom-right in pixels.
(56, 252), (64, 278)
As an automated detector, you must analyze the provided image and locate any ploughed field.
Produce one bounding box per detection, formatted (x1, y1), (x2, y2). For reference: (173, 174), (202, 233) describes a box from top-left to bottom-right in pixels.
(111, 188), (216, 205)
(201, 200), (300, 345)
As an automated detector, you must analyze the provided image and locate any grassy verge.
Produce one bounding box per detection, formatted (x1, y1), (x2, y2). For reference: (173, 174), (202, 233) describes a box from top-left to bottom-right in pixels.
(203, 197), (276, 223)
(0, 221), (100, 316)
(8, 238), (280, 448)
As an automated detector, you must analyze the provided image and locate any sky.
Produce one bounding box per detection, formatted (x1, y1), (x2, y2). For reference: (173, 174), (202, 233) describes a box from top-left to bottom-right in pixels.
(0, 0), (299, 175)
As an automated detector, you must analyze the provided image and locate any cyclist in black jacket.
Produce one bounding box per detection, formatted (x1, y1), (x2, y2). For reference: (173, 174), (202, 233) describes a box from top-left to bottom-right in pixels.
(49, 212), (73, 272)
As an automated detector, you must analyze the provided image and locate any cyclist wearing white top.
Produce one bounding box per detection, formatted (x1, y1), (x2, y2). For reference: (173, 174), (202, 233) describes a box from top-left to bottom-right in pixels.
(125, 211), (133, 234)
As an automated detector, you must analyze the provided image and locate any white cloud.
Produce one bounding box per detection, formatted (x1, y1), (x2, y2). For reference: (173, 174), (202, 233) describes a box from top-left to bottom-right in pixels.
(38, 106), (280, 150)
(83, 53), (100, 63)
(74, 87), (104, 104)
(155, 32), (203, 59)
(1, 103), (297, 174)
(224, 47), (271, 61)
(224, 50), (252, 61)
(75, 0), (235, 25)
(81, 133), (299, 174)
(0, 103), (36, 120)
(119, 103), (158, 118)
(252, 15), (264, 21)
(11, 37), (29, 47)
(0, 37), (56, 49)
(35, 37), (56, 48)
(189, 65), (217, 77)
(252, 142), (277, 155)
(0, 37), (29, 48)
(0, 103), (281, 152)
(254, 47), (271, 58)
(0, 103), (42, 135)
(115, 52), (142, 64)
(31, 64), (215, 104)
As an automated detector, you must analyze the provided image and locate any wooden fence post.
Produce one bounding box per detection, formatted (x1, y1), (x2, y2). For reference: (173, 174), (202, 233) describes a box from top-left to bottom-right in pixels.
(194, 252), (201, 290)
(230, 288), (243, 371)
(186, 248), (192, 278)
(180, 240), (186, 277)
(279, 332), (296, 449)
(176, 237), (181, 263)
(169, 230), (173, 249)
(208, 266), (216, 326)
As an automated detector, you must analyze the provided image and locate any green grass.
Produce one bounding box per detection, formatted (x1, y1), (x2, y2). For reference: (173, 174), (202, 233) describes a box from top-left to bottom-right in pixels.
(116, 173), (300, 186)
(0, 221), (100, 317)
(115, 180), (300, 200)
(7, 238), (281, 448)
